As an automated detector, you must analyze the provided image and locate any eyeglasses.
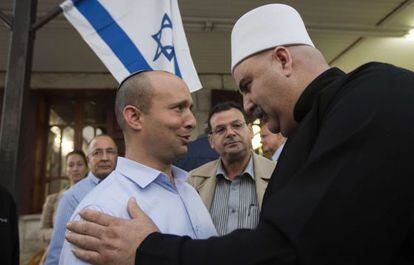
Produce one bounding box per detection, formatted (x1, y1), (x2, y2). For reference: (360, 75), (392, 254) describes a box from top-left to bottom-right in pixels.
(89, 148), (118, 158)
(211, 121), (246, 136)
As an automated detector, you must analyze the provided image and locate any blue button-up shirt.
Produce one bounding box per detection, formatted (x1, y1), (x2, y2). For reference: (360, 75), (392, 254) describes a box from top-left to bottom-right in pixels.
(59, 157), (217, 265)
(272, 143), (285, 161)
(45, 172), (100, 265)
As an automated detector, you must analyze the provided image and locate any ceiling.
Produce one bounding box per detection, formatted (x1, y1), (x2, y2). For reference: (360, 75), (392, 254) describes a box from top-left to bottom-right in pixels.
(1, 0), (414, 77)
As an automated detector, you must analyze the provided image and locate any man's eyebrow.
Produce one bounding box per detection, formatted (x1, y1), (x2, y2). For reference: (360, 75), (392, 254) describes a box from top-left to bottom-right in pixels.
(168, 99), (190, 108)
(214, 119), (243, 128)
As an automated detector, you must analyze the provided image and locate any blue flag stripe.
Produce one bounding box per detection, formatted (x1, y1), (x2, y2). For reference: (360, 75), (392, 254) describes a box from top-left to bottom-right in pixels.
(173, 55), (182, 78)
(72, 0), (152, 73)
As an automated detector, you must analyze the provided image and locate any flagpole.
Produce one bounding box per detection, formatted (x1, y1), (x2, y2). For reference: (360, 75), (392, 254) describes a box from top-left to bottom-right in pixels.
(1, 0), (37, 213)
(0, 0), (64, 213)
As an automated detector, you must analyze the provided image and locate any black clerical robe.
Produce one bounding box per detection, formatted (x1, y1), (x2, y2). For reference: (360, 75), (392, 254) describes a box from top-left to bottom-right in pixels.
(0, 186), (19, 265)
(136, 62), (414, 265)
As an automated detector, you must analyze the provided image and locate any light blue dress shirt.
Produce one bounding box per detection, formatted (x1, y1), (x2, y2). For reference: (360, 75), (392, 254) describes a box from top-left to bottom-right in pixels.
(272, 143), (285, 161)
(44, 172), (100, 265)
(59, 157), (217, 265)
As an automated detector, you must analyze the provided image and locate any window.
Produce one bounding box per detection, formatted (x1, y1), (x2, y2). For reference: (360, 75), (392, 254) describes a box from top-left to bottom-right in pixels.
(43, 94), (118, 195)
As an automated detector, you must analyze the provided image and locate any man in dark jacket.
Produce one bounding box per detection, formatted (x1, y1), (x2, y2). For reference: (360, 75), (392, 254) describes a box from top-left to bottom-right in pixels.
(64, 4), (414, 265)
(0, 185), (19, 265)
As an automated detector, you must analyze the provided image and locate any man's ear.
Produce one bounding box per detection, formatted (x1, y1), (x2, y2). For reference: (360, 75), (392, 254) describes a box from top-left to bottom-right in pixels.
(208, 133), (215, 150)
(123, 105), (143, 131)
(272, 46), (293, 77)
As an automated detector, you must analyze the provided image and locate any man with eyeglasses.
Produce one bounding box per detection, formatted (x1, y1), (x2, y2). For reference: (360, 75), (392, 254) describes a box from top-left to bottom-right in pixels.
(188, 102), (276, 235)
(45, 135), (118, 265)
(86, 135), (118, 180)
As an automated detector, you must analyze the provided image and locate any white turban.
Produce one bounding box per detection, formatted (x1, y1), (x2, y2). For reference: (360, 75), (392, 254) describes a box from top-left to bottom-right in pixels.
(231, 4), (314, 72)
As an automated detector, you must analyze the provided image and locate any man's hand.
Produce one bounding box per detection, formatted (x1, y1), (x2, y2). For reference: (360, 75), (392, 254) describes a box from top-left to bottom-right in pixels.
(66, 197), (159, 265)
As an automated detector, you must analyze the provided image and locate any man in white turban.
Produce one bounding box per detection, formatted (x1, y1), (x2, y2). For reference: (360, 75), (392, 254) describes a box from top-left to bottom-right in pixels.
(62, 4), (414, 265)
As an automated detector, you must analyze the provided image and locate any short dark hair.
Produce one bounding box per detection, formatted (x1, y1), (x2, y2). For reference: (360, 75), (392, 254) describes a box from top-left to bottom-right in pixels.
(207, 101), (248, 132)
(66, 150), (87, 165)
(115, 72), (153, 130)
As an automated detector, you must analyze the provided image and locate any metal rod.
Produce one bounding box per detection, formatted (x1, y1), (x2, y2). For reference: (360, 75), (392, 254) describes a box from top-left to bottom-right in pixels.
(329, 0), (413, 65)
(31, 5), (62, 32)
(184, 17), (409, 37)
(0, 9), (13, 29)
(328, 37), (363, 65)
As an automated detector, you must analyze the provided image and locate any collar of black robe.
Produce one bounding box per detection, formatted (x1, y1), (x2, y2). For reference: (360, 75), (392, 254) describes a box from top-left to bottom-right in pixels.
(294, 67), (345, 123)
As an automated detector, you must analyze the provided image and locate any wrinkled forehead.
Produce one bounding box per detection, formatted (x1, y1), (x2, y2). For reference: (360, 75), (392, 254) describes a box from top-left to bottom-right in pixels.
(89, 136), (116, 151)
(232, 51), (268, 89)
(232, 47), (270, 75)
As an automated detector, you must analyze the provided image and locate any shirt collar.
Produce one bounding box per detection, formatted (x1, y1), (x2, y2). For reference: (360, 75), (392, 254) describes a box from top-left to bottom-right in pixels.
(272, 143), (285, 161)
(216, 155), (254, 180)
(87, 171), (101, 185)
(115, 157), (189, 189)
(294, 67), (345, 123)
(171, 165), (189, 183)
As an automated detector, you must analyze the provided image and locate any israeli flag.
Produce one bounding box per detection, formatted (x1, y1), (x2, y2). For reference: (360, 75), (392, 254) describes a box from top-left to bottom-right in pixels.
(61, 0), (202, 92)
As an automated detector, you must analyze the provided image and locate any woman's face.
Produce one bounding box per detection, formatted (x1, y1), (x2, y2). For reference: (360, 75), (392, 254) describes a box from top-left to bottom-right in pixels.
(66, 154), (87, 184)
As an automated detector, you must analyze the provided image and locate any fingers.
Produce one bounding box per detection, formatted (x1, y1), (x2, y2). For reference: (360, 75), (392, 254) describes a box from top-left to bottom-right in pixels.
(66, 231), (102, 252)
(127, 197), (160, 233)
(72, 247), (103, 265)
(67, 219), (104, 238)
(79, 209), (113, 226)
(127, 197), (142, 219)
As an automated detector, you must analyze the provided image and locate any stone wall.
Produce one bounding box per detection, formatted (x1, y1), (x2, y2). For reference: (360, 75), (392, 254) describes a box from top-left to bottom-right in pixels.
(19, 214), (44, 264)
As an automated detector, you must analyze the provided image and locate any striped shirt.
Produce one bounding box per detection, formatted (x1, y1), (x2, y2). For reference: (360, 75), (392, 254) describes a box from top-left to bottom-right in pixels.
(210, 157), (259, 235)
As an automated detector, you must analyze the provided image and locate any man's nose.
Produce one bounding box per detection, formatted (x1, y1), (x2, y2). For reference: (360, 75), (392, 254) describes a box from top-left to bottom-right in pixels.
(184, 110), (196, 130)
(243, 95), (255, 115)
(101, 152), (109, 160)
(225, 125), (237, 137)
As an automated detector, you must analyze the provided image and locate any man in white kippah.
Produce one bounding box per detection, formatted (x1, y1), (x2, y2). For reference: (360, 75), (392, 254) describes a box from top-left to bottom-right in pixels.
(60, 4), (414, 265)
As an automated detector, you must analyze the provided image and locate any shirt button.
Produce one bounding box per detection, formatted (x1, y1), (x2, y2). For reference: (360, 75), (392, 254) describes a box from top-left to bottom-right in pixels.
(231, 209), (236, 213)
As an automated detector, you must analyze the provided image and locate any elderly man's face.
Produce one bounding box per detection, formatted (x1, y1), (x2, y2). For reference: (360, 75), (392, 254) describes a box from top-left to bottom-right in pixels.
(232, 49), (298, 137)
(87, 136), (118, 179)
(260, 124), (285, 154)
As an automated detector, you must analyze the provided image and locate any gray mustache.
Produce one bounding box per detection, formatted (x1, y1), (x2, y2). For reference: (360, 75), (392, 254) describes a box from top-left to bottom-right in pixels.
(252, 106), (264, 119)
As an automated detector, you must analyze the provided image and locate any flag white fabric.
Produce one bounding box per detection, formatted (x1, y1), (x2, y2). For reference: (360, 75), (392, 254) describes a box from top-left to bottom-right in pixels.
(61, 0), (202, 92)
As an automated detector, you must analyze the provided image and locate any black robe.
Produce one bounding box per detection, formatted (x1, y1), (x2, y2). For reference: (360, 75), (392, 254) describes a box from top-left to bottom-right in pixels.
(136, 62), (414, 265)
(0, 186), (19, 265)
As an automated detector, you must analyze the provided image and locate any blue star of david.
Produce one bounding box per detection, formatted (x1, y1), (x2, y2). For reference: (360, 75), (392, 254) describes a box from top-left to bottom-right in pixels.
(152, 14), (175, 62)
